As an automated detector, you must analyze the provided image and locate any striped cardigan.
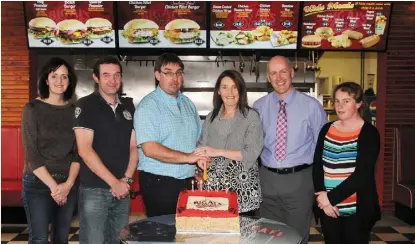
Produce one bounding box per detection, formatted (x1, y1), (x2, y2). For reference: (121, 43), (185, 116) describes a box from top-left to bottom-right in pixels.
(322, 125), (360, 216)
(313, 121), (381, 228)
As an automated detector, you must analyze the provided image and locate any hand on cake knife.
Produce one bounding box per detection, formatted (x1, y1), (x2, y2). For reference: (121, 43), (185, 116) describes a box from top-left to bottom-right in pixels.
(196, 159), (209, 180)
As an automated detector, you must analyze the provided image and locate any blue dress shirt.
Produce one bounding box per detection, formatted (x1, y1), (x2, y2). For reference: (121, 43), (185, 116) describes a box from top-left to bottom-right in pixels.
(253, 89), (327, 168)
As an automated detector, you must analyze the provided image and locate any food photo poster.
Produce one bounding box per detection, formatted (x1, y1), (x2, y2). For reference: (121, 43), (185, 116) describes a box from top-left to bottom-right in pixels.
(300, 1), (391, 51)
(117, 1), (207, 48)
(25, 1), (115, 48)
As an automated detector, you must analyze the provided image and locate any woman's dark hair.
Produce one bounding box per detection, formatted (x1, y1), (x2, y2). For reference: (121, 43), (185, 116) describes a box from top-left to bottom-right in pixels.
(38, 57), (77, 101)
(332, 81), (365, 117)
(210, 70), (251, 122)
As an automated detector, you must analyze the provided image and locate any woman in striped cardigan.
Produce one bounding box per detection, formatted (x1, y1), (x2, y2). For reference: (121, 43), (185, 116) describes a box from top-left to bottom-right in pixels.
(312, 82), (381, 244)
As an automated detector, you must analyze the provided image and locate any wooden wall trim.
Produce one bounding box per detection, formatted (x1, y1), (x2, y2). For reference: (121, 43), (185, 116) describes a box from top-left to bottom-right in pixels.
(376, 52), (387, 210)
(381, 1), (415, 213)
(29, 50), (37, 101)
(1, 2), (29, 126)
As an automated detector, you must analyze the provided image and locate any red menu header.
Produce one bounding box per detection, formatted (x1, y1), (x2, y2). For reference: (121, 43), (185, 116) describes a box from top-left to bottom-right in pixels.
(24, 1), (115, 48)
(210, 2), (299, 49)
(117, 1), (207, 48)
(300, 1), (391, 51)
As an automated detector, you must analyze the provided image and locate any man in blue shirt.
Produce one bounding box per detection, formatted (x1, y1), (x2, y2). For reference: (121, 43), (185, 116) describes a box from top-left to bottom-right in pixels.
(253, 56), (327, 244)
(134, 53), (209, 217)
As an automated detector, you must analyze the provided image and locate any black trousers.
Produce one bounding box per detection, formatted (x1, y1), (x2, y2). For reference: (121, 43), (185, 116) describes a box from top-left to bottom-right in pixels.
(139, 171), (193, 217)
(321, 214), (372, 244)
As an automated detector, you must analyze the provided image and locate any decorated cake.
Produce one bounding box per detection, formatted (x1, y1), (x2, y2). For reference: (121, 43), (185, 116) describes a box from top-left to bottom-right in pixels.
(175, 190), (240, 233)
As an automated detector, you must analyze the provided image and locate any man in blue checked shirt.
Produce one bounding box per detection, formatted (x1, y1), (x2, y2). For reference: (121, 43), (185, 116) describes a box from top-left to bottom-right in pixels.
(134, 53), (209, 217)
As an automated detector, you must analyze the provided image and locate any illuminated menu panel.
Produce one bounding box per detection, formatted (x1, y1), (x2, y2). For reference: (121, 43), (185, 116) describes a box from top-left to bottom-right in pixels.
(300, 1), (391, 51)
(25, 1), (115, 48)
(210, 2), (300, 49)
(117, 1), (206, 48)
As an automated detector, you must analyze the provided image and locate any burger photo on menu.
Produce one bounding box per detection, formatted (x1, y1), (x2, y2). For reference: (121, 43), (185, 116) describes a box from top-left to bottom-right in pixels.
(86, 18), (113, 39)
(28, 17), (56, 39)
(301, 35), (322, 48)
(55, 19), (88, 44)
(122, 19), (159, 43)
(163, 19), (201, 44)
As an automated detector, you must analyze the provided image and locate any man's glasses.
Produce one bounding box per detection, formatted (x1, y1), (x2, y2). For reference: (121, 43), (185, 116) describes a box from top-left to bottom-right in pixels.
(160, 70), (185, 78)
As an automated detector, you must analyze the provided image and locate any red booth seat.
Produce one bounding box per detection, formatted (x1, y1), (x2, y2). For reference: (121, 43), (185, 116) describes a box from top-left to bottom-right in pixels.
(393, 127), (415, 225)
(1, 126), (24, 206)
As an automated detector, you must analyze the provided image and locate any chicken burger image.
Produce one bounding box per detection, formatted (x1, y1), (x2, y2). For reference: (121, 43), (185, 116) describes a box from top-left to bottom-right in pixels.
(163, 19), (200, 44)
(301, 35), (322, 48)
(28, 17), (56, 39)
(315, 27), (333, 39)
(55, 19), (88, 44)
(122, 19), (159, 43)
(86, 18), (113, 39)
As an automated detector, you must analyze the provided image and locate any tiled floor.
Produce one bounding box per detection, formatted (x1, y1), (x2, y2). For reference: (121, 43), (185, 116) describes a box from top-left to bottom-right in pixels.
(2, 215), (414, 243)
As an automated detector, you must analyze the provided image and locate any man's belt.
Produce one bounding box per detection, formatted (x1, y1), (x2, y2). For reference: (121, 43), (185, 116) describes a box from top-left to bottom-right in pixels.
(263, 164), (312, 174)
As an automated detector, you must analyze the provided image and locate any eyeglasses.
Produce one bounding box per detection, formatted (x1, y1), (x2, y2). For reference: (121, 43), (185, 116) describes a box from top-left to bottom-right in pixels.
(160, 70), (185, 78)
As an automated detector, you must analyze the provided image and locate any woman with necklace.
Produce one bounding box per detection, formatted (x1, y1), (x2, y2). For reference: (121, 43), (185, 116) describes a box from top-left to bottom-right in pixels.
(194, 70), (264, 216)
(312, 82), (381, 244)
(21, 57), (79, 244)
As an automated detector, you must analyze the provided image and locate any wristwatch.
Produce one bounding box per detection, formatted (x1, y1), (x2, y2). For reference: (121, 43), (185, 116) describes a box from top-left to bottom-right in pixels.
(123, 176), (133, 185)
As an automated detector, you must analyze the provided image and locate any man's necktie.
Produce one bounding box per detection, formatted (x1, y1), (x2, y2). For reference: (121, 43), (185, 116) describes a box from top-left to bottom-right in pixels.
(275, 100), (287, 162)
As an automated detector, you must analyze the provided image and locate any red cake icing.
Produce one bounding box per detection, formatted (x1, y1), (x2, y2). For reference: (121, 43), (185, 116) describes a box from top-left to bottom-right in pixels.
(176, 190), (238, 218)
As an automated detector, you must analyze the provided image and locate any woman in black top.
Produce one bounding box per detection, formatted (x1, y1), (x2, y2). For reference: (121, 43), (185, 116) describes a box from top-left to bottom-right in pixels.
(312, 82), (381, 244)
(21, 57), (79, 244)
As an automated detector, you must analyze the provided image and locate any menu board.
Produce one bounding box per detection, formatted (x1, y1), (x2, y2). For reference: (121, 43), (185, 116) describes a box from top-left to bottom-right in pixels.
(300, 1), (391, 51)
(24, 1), (115, 48)
(210, 2), (299, 49)
(117, 2), (206, 48)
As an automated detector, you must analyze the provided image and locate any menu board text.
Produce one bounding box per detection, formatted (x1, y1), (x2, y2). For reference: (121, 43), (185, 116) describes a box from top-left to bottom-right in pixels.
(300, 1), (391, 51)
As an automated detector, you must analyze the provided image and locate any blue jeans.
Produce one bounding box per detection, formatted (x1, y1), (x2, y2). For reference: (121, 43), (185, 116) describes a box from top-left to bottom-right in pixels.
(78, 186), (130, 244)
(21, 173), (78, 244)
